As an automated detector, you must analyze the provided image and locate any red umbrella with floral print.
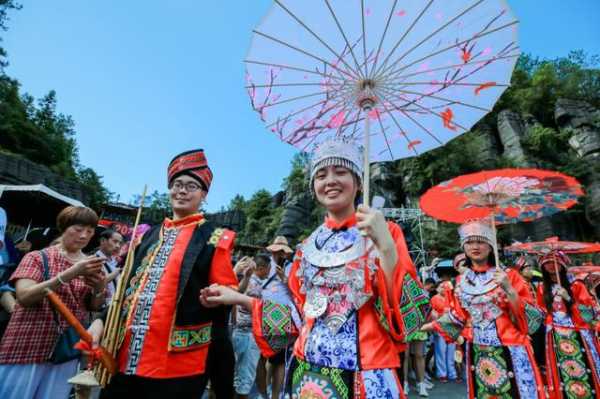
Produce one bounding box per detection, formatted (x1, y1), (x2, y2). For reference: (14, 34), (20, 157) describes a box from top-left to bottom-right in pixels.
(505, 237), (600, 284)
(419, 168), (585, 271)
(505, 237), (600, 256)
(569, 265), (600, 275)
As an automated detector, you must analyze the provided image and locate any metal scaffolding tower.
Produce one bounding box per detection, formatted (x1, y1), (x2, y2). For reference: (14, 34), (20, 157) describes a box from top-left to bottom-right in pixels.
(382, 207), (429, 269)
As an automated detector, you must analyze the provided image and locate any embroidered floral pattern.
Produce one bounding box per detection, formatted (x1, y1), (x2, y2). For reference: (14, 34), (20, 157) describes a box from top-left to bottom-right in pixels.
(262, 300), (295, 353)
(524, 302), (544, 334)
(557, 335), (580, 357)
(472, 345), (513, 398)
(362, 369), (401, 398)
(508, 345), (539, 399)
(399, 274), (430, 337)
(291, 359), (352, 399)
(577, 304), (595, 325)
(552, 327), (593, 399)
(435, 311), (464, 342)
(565, 381), (593, 399)
(561, 359), (586, 379)
(304, 313), (358, 370)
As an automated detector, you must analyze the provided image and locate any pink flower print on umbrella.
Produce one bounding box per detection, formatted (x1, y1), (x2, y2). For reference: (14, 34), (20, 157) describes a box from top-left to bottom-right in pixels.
(327, 111), (346, 129)
(245, 0), (520, 173)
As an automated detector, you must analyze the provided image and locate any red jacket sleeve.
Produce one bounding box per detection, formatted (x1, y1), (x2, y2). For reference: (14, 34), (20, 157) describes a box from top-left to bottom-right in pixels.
(430, 294), (447, 316)
(386, 222), (430, 343)
(432, 275), (469, 342)
(571, 280), (599, 328)
(287, 248), (305, 314)
(388, 221), (417, 280)
(208, 229), (238, 288)
(506, 269), (544, 335)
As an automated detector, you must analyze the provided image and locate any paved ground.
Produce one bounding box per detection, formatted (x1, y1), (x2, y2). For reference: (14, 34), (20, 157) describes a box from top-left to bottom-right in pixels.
(406, 380), (467, 399)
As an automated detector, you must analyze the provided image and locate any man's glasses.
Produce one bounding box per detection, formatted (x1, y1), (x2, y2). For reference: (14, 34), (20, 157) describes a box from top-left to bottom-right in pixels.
(170, 181), (202, 192)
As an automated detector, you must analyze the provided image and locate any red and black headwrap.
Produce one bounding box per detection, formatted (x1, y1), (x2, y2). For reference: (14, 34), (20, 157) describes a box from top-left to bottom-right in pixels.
(167, 149), (213, 192)
(538, 250), (571, 273)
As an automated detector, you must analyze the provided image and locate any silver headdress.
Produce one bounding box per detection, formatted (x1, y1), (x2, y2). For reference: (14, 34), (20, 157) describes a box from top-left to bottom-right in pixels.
(458, 219), (496, 248)
(309, 139), (364, 188)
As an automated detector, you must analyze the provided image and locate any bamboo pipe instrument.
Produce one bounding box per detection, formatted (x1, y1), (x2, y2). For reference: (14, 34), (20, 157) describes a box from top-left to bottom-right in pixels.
(96, 185), (148, 386)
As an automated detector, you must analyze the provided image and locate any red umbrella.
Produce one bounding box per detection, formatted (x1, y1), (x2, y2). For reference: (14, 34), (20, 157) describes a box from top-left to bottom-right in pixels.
(505, 237), (600, 255)
(420, 169), (583, 224)
(420, 168), (584, 272)
(568, 265), (600, 275)
(505, 238), (600, 284)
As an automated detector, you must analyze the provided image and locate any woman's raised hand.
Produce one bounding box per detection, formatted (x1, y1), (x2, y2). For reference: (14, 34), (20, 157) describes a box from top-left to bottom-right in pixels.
(492, 269), (512, 291)
(356, 204), (395, 252)
(72, 256), (105, 278)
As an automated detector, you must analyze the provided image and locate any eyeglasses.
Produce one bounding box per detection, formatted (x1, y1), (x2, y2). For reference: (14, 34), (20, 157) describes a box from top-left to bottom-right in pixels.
(170, 181), (202, 192)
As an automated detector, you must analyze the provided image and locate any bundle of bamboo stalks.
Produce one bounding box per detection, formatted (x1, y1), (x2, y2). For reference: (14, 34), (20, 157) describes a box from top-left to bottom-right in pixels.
(95, 186), (147, 386)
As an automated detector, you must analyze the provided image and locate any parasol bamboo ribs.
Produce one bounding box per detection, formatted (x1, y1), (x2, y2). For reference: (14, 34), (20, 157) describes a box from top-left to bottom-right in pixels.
(95, 185), (147, 386)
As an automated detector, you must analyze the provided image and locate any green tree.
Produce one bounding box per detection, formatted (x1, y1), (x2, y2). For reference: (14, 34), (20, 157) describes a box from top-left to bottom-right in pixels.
(0, 0), (21, 71)
(495, 51), (600, 126)
(33, 90), (80, 177)
(240, 189), (274, 245)
(282, 152), (309, 197)
(77, 167), (112, 211)
(0, 77), (47, 160)
(227, 194), (246, 211)
(134, 190), (171, 224)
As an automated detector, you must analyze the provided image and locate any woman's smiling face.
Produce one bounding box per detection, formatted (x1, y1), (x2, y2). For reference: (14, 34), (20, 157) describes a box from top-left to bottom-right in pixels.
(313, 165), (359, 213)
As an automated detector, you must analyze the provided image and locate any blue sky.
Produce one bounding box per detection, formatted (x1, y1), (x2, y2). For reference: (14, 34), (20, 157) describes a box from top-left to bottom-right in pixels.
(3, 1), (599, 211)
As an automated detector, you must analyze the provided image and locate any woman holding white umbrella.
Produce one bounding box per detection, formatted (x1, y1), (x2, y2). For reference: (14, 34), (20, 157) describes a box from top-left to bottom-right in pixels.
(201, 139), (424, 398)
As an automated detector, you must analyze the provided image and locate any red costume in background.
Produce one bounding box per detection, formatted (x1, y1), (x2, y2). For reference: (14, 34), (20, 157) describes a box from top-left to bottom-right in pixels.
(434, 267), (546, 398)
(536, 252), (600, 399)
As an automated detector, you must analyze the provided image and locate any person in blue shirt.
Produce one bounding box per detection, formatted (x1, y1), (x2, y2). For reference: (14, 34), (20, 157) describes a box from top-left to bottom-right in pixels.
(0, 207), (22, 338)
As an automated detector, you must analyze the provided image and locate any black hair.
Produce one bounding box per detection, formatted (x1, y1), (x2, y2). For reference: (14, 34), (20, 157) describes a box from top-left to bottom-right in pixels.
(424, 278), (436, 285)
(254, 252), (271, 267)
(541, 264), (573, 315)
(100, 229), (120, 241)
(463, 243), (496, 268)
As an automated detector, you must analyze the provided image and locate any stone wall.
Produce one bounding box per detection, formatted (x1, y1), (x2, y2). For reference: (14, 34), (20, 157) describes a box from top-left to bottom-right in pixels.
(0, 152), (90, 204)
